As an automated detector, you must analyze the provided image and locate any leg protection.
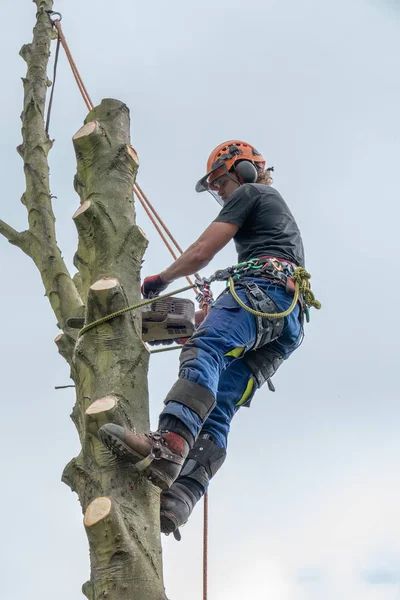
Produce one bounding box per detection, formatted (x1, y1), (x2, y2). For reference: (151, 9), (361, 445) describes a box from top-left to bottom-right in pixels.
(164, 378), (216, 421)
(160, 433), (226, 537)
(243, 345), (284, 390)
(180, 433), (227, 488)
(241, 281), (284, 350)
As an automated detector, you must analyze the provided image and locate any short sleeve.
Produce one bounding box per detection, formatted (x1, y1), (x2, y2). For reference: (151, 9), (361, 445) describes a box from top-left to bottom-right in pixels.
(213, 184), (258, 228)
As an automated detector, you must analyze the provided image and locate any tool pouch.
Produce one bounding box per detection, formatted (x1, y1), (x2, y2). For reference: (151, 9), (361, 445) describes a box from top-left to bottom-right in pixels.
(243, 345), (284, 389)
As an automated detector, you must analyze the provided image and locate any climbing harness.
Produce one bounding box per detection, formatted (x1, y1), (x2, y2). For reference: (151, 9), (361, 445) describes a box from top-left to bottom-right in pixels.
(76, 258), (320, 340)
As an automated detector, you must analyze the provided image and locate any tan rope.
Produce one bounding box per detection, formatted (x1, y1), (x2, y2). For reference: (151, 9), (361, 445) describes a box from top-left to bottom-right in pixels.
(54, 20), (199, 295)
(134, 185), (197, 290)
(203, 490), (209, 600)
(54, 21), (94, 111)
(51, 20), (210, 597)
(136, 183), (185, 253)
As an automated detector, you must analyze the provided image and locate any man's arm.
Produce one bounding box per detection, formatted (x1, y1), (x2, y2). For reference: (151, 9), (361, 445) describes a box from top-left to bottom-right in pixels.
(161, 221), (238, 283)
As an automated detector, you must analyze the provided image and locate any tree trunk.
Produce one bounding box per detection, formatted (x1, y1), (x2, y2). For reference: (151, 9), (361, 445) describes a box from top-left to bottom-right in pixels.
(0, 3), (168, 599)
(63, 99), (168, 600)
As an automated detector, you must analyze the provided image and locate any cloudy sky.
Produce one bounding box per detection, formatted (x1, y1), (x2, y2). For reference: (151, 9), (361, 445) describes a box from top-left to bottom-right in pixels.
(1, 0), (399, 599)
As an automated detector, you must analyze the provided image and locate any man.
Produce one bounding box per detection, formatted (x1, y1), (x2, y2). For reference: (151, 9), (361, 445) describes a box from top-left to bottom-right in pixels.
(99, 140), (306, 537)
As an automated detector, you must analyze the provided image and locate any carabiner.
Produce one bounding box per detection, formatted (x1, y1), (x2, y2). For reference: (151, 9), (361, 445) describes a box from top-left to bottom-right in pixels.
(46, 10), (62, 24)
(270, 258), (283, 272)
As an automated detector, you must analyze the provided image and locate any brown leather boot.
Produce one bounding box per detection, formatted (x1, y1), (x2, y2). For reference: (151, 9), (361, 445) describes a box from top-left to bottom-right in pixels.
(99, 424), (189, 490)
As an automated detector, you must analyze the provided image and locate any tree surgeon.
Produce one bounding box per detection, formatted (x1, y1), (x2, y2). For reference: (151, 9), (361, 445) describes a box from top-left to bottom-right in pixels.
(100, 140), (307, 537)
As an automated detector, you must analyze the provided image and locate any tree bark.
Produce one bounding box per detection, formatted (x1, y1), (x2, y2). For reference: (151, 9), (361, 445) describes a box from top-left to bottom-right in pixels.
(18, 0), (84, 332)
(64, 101), (168, 599)
(0, 3), (169, 598)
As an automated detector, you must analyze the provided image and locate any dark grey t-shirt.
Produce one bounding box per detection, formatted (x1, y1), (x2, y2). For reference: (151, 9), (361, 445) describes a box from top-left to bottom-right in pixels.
(214, 183), (305, 267)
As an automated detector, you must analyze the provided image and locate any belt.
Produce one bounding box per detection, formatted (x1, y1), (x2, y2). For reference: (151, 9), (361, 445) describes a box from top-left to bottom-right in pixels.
(248, 256), (298, 297)
(256, 256), (298, 276)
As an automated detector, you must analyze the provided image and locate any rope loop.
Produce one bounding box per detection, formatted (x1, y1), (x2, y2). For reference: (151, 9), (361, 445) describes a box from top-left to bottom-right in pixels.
(291, 267), (322, 310)
(228, 267), (321, 319)
(229, 277), (299, 319)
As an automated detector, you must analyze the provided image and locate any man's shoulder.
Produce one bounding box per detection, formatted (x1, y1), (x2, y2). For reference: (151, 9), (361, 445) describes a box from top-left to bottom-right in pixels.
(223, 184), (284, 212)
(249, 183), (283, 197)
(228, 183), (269, 201)
(229, 184), (284, 206)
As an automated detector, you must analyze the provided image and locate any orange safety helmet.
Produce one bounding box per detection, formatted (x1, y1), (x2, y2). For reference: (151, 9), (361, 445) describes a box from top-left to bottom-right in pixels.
(195, 140), (266, 193)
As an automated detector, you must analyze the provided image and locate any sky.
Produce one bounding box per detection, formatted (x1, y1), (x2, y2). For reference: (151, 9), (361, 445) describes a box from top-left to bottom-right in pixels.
(0, 0), (399, 599)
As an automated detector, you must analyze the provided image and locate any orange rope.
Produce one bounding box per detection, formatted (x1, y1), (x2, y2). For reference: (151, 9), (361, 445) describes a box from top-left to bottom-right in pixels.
(134, 185), (201, 291)
(136, 182), (184, 254)
(203, 490), (209, 600)
(134, 185), (196, 289)
(54, 21), (94, 111)
(54, 19), (200, 292)
(51, 21), (210, 596)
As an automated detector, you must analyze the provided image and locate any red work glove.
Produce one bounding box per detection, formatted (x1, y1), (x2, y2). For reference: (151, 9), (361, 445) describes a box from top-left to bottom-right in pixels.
(141, 273), (169, 298)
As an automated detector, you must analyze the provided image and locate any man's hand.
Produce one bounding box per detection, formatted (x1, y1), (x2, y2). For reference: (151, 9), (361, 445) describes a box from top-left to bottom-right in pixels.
(141, 274), (169, 298)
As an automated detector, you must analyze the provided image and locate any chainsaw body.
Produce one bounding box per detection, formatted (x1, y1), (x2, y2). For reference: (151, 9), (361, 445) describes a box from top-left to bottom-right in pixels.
(142, 296), (195, 342)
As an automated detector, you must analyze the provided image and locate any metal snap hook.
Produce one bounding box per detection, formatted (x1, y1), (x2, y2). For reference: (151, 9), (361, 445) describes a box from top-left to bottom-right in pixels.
(270, 258), (283, 271)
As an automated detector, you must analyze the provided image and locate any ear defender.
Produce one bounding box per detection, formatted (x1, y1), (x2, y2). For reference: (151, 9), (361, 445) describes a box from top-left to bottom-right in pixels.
(234, 160), (258, 184)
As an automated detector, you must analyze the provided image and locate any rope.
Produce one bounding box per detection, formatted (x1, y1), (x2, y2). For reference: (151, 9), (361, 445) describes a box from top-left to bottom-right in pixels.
(203, 490), (209, 600)
(78, 284), (195, 337)
(134, 183), (201, 288)
(136, 182), (189, 259)
(45, 32), (61, 135)
(47, 12), (210, 594)
(292, 268), (321, 310)
(135, 187), (180, 260)
(54, 21), (94, 111)
(51, 18), (199, 298)
(149, 345), (183, 354)
(228, 267), (321, 319)
(44, 18), (333, 598)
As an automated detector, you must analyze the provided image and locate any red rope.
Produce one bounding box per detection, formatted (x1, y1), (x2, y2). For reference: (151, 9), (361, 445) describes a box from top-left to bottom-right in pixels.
(54, 22), (94, 111)
(203, 490), (209, 600)
(134, 185), (196, 289)
(136, 182), (185, 255)
(55, 19), (200, 291)
(52, 21), (210, 597)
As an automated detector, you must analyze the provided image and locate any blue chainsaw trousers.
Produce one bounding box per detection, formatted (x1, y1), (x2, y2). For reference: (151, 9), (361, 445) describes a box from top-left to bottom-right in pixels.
(160, 278), (302, 449)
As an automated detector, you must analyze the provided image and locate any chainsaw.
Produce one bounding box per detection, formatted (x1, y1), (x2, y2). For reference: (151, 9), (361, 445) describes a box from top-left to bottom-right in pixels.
(66, 297), (195, 343)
